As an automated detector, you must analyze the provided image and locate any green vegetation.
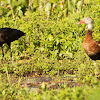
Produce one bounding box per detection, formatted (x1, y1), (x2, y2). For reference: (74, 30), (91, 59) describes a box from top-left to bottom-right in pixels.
(0, 0), (100, 99)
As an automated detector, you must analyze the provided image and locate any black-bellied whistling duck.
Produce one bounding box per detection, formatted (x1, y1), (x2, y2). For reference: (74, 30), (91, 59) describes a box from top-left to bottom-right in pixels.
(0, 28), (25, 62)
(78, 17), (100, 75)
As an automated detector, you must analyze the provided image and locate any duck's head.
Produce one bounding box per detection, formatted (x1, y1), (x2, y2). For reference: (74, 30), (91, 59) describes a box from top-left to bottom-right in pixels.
(78, 17), (93, 31)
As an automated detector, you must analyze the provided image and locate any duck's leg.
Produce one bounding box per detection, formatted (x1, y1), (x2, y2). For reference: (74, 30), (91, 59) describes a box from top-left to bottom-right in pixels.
(93, 60), (98, 76)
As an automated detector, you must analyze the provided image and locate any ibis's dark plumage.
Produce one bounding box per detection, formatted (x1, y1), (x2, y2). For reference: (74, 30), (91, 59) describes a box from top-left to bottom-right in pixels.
(0, 28), (25, 61)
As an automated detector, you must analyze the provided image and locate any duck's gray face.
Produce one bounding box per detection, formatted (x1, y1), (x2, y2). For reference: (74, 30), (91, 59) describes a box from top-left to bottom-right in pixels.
(79, 17), (93, 24)
(84, 17), (93, 24)
(78, 17), (93, 31)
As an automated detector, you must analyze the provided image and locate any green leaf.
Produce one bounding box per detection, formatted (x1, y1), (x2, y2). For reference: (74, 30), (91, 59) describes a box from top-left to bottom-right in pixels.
(48, 34), (53, 41)
(45, 2), (51, 11)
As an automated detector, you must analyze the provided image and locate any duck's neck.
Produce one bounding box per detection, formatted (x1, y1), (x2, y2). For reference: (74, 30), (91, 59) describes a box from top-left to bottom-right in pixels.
(85, 23), (93, 39)
(86, 30), (92, 37)
(84, 30), (93, 43)
(87, 23), (93, 31)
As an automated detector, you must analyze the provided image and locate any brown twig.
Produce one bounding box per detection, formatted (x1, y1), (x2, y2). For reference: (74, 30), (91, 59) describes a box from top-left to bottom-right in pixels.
(6, 4), (15, 19)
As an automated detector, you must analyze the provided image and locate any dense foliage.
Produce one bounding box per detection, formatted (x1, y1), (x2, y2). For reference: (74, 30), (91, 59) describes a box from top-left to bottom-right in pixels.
(0, 0), (100, 99)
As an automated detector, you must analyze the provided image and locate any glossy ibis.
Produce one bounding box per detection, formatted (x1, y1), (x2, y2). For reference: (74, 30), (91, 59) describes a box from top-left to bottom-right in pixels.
(78, 17), (100, 75)
(0, 28), (25, 61)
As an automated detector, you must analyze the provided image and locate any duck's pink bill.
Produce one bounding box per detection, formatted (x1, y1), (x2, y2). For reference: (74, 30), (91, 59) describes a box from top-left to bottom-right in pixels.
(78, 20), (85, 24)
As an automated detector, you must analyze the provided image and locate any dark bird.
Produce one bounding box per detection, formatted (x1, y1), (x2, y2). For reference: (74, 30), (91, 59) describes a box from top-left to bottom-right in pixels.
(78, 17), (100, 75)
(0, 28), (25, 61)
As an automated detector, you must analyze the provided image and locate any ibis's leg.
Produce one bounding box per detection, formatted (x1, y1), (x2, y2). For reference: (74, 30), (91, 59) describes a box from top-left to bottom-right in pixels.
(8, 43), (12, 60)
(93, 60), (98, 76)
(1, 46), (4, 62)
(9, 47), (12, 60)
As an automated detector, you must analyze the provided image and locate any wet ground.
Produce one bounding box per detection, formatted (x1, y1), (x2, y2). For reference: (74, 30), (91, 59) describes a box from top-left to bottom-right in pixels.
(20, 74), (81, 92)
(0, 70), (82, 92)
